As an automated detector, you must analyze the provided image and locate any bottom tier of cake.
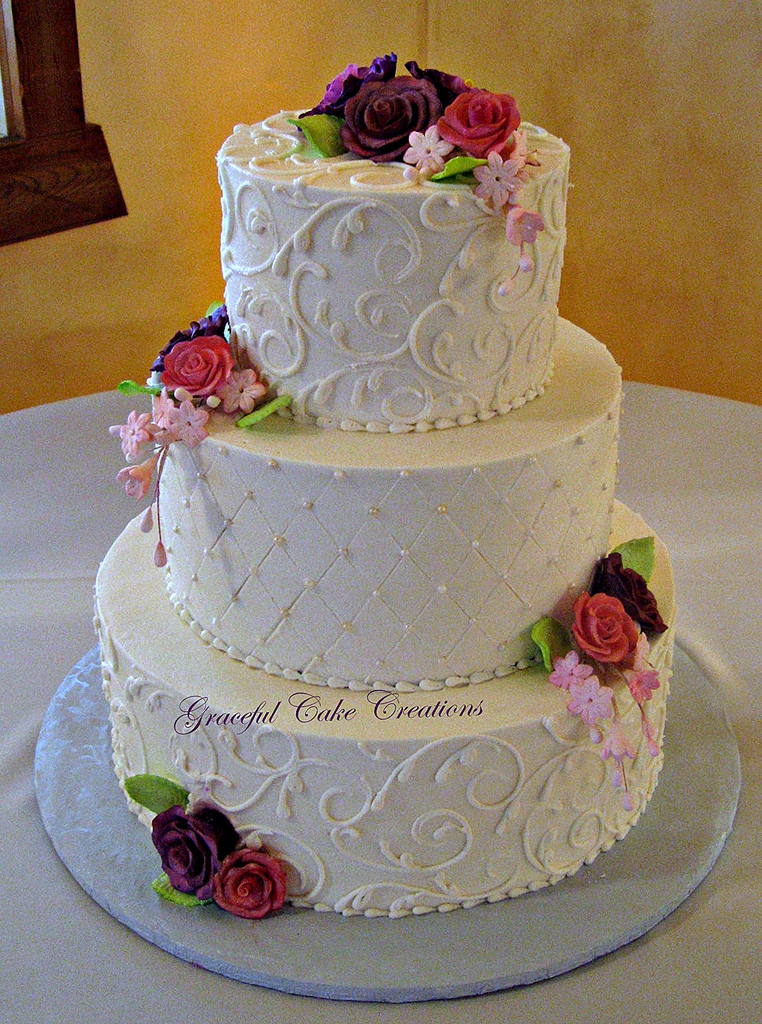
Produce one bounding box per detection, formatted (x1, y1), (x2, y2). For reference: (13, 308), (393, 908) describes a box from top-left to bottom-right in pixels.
(95, 503), (675, 918)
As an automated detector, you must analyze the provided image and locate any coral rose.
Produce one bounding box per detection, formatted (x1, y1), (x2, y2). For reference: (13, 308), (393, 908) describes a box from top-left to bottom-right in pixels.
(572, 592), (640, 666)
(161, 334), (234, 398)
(341, 76), (443, 162)
(151, 805), (239, 900)
(213, 848), (287, 919)
(437, 89), (520, 159)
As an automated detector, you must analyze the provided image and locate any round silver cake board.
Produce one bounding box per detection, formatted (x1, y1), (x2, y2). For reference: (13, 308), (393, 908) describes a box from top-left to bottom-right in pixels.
(35, 644), (740, 1003)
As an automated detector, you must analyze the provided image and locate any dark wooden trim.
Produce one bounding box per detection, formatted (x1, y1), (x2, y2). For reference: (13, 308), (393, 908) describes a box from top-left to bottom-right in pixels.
(0, 0), (126, 246)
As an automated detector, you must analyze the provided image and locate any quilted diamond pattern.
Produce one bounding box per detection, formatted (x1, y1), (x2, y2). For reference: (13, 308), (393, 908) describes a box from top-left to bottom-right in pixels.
(160, 385), (619, 685)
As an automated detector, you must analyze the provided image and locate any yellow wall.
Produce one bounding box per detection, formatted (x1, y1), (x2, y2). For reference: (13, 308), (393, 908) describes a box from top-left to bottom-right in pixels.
(2, 0), (760, 413)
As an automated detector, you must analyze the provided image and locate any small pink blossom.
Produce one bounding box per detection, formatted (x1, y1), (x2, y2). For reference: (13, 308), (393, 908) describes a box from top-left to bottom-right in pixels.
(633, 631), (651, 673)
(601, 717), (637, 765)
(506, 129), (530, 173)
(627, 667), (660, 706)
(549, 649), (594, 691)
(172, 400), (209, 448)
(567, 677), (615, 728)
(109, 410), (153, 460)
(474, 150), (524, 209)
(506, 206), (545, 247)
(641, 712), (660, 757)
(152, 388), (177, 430)
(216, 368), (268, 414)
(403, 125), (453, 178)
(117, 456), (158, 500)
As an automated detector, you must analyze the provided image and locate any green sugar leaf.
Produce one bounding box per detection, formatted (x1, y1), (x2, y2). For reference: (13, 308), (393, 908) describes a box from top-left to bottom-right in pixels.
(612, 536), (655, 584)
(430, 155), (488, 182)
(531, 617), (573, 673)
(124, 774), (189, 814)
(117, 379), (162, 397)
(152, 874), (212, 908)
(236, 393), (292, 429)
(205, 300), (225, 317)
(289, 115), (346, 158)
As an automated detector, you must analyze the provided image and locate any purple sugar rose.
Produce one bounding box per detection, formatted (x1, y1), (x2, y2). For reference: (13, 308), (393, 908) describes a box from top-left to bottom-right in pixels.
(300, 53), (397, 118)
(151, 305), (229, 375)
(404, 60), (472, 109)
(151, 805), (239, 900)
(590, 552), (667, 634)
(340, 76), (443, 162)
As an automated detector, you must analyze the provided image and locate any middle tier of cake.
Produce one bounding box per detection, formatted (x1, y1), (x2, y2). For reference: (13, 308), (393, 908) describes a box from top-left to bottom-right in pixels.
(159, 319), (621, 689)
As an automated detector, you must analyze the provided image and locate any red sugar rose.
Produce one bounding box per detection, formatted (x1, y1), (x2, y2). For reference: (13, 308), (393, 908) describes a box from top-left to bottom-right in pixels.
(437, 89), (521, 159)
(212, 848), (287, 920)
(572, 592), (640, 666)
(161, 334), (234, 398)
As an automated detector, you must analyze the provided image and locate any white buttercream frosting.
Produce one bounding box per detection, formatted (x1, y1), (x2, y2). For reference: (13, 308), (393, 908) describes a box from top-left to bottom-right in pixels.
(96, 503), (675, 917)
(218, 115), (570, 430)
(158, 320), (621, 688)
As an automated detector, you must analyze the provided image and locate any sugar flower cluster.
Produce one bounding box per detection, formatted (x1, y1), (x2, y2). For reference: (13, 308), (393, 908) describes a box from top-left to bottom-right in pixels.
(110, 306), (277, 567)
(298, 54), (544, 294)
(533, 543), (668, 809)
(124, 774), (287, 919)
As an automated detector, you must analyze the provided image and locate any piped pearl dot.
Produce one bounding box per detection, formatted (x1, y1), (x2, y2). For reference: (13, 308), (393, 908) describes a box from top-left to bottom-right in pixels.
(183, 498), (191, 508)
(342, 621), (352, 632)
(438, 585), (447, 594)
(437, 504), (448, 514)
(268, 459), (278, 469)
(340, 546), (350, 558)
(302, 500), (313, 510)
(334, 470), (345, 480)
(274, 535), (285, 546)
(191, 573), (198, 583)
(369, 507), (380, 517)
(400, 469), (409, 478)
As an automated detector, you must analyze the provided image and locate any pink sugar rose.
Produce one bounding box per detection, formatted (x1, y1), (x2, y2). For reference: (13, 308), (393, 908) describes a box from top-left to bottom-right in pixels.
(437, 89), (521, 159)
(572, 592), (640, 666)
(161, 334), (234, 398)
(117, 455), (158, 500)
(213, 848), (287, 920)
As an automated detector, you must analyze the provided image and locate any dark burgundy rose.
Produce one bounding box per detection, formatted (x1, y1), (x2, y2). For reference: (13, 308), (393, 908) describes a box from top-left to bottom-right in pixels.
(213, 848), (287, 919)
(300, 53), (397, 118)
(151, 805), (239, 900)
(151, 305), (229, 374)
(590, 552), (667, 634)
(340, 76), (443, 162)
(404, 60), (472, 109)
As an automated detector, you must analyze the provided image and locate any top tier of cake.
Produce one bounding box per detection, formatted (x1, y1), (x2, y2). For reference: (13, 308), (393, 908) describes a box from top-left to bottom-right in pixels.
(218, 114), (569, 432)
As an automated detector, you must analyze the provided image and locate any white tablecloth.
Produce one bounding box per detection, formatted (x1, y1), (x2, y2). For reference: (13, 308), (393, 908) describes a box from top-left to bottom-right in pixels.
(2, 384), (760, 1023)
